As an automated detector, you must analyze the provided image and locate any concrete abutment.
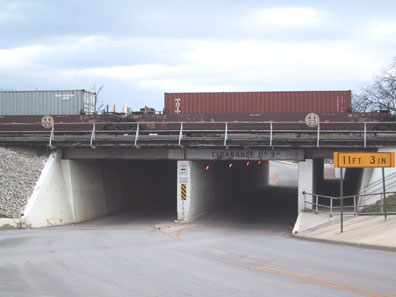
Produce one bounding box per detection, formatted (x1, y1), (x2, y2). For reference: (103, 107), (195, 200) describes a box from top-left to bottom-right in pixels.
(21, 151), (176, 228)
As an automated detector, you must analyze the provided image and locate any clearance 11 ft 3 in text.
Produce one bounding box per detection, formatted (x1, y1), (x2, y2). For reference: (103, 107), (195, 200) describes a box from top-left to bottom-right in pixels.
(333, 152), (395, 168)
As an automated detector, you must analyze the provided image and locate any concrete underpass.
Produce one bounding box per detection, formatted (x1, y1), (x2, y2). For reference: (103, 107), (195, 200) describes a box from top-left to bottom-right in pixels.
(8, 147), (381, 231)
(16, 150), (302, 230)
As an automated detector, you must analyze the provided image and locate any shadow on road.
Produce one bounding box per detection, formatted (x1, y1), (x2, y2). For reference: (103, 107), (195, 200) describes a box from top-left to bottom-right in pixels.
(71, 185), (297, 236)
(200, 185), (298, 235)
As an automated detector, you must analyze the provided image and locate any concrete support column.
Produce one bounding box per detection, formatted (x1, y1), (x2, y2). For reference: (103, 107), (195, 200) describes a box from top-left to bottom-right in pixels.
(313, 158), (324, 194)
(177, 161), (192, 222)
(298, 159), (314, 212)
(177, 160), (221, 223)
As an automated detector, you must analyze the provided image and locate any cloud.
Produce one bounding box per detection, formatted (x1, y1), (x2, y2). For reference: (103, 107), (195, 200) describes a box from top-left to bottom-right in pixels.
(62, 64), (187, 80)
(246, 7), (325, 28)
(0, 44), (42, 68)
(0, 33), (386, 88)
(0, 26), (394, 108)
(137, 78), (240, 92)
(54, 37), (380, 95)
(1, 1), (396, 112)
(181, 39), (374, 77)
(369, 22), (396, 36)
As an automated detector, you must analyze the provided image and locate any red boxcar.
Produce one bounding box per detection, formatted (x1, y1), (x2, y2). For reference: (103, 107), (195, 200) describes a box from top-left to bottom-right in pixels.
(164, 91), (351, 115)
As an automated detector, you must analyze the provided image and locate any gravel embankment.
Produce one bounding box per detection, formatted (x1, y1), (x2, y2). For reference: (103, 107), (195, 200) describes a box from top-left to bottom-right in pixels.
(0, 147), (48, 218)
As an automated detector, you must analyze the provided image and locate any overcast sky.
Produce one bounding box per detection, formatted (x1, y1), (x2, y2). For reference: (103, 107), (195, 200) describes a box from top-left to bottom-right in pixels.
(1, 0), (396, 111)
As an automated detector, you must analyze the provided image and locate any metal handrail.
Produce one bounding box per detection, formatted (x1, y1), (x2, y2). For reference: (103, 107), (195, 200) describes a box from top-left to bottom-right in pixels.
(90, 123), (95, 148)
(224, 122), (228, 146)
(2, 120), (396, 149)
(303, 191), (396, 217)
(0, 128), (384, 133)
(361, 180), (396, 204)
(2, 120), (396, 134)
(178, 122), (183, 146)
(360, 171), (396, 194)
(304, 191), (396, 200)
(134, 122), (139, 147)
(49, 123), (55, 147)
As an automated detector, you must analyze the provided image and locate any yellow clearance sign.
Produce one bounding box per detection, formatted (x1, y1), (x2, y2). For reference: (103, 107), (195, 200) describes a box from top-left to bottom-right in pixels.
(334, 152), (396, 168)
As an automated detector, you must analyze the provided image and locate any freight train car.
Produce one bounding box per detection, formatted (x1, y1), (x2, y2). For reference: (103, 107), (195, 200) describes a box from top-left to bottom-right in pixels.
(0, 90), (393, 134)
(131, 90), (390, 133)
(0, 90), (96, 116)
(164, 91), (351, 115)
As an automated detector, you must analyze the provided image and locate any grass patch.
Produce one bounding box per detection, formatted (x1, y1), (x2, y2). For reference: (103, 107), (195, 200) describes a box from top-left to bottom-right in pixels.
(360, 194), (396, 213)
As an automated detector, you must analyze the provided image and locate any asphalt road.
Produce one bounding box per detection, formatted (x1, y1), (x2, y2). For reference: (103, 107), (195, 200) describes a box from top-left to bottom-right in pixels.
(1, 185), (396, 297)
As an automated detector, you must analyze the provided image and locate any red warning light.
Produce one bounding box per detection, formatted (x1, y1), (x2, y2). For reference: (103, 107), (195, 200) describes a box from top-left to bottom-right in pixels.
(257, 160), (262, 165)
(205, 165), (210, 171)
(246, 161), (250, 166)
(267, 160), (270, 163)
(228, 163), (233, 168)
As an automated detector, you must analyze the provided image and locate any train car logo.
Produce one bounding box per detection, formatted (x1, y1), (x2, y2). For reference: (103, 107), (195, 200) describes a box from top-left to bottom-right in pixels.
(41, 115), (54, 129)
(305, 113), (320, 127)
(55, 94), (75, 100)
(175, 98), (181, 114)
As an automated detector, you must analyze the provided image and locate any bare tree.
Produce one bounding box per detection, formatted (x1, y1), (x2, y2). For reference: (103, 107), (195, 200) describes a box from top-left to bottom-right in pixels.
(353, 57), (396, 113)
(91, 85), (104, 113)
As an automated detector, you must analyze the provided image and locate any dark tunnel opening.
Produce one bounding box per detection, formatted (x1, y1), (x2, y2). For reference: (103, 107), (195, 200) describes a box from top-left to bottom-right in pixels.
(98, 159), (177, 221)
(318, 168), (364, 207)
(194, 160), (298, 232)
(75, 159), (298, 232)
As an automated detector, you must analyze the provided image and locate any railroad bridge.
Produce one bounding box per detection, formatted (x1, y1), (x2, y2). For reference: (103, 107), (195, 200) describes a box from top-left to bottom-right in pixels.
(1, 119), (396, 228)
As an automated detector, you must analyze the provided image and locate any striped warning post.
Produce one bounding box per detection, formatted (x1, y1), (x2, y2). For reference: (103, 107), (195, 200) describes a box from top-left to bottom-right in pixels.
(181, 184), (187, 200)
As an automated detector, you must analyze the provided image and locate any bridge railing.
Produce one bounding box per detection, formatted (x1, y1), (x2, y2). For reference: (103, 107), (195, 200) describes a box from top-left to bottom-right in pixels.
(1, 120), (396, 148)
(303, 191), (396, 217)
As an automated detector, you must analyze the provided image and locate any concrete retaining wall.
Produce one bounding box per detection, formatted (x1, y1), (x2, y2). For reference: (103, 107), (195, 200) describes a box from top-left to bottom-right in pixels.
(359, 148), (396, 206)
(298, 159), (313, 212)
(19, 152), (176, 228)
(23, 151), (73, 228)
